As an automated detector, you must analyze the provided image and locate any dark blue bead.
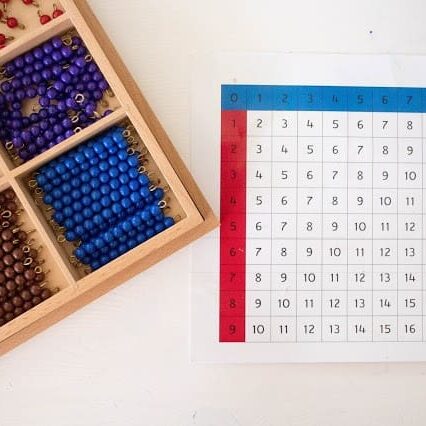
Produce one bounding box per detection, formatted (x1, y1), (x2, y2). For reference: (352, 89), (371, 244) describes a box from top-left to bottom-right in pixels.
(119, 185), (130, 197)
(130, 192), (142, 205)
(129, 180), (140, 192)
(146, 228), (155, 238)
(83, 208), (92, 219)
(64, 218), (75, 229)
(74, 213), (84, 223)
(164, 217), (175, 228)
(90, 178), (101, 190)
(93, 215), (104, 227)
(99, 172), (109, 183)
(111, 203), (122, 215)
(62, 195), (72, 206)
(92, 202), (102, 213)
(75, 225), (85, 237)
(138, 174), (150, 186)
(110, 191), (121, 202)
(121, 198), (132, 210)
(109, 179), (120, 190)
(82, 196), (91, 207)
(91, 190), (101, 201)
(63, 206), (73, 218)
(65, 231), (77, 242)
(53, 212), (64, 223)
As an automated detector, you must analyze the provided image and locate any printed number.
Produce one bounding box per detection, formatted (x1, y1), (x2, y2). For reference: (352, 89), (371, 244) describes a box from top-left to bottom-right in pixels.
(306, 120), (314, 128)
(332, 119), (339, 129)
(407, 121), (413, 130)
(256, 118), (263, 128)
(282, 119), (288, 128)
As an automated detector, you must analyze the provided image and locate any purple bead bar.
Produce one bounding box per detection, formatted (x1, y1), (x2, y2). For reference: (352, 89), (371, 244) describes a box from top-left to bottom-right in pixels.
(0, 34), (113, 164)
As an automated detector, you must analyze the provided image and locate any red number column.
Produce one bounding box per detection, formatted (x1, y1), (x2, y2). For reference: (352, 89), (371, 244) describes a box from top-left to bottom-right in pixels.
(220, 110), (247, 342)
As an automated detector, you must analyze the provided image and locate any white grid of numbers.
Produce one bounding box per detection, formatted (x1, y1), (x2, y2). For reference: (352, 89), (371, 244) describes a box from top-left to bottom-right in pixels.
(244, 109), (426, 343)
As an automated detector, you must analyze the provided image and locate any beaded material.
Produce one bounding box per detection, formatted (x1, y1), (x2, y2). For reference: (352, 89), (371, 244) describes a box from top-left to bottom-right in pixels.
(35, 126), (175, 271)
(0, 33), (112, 164)
(0, 188), (52, 327)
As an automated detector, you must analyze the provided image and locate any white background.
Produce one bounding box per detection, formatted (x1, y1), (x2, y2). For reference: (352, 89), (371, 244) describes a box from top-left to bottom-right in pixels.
(2, 0), (426, 425)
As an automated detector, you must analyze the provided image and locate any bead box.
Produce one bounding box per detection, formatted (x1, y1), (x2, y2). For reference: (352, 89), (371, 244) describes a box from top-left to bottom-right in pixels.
(0, 0), (217, 355)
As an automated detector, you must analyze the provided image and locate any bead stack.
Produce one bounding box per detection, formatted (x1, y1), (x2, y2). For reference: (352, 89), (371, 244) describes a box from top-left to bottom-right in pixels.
(0, 188), (52, 327)
(0, 32), (113, 164)
(32, 125), (176, 271)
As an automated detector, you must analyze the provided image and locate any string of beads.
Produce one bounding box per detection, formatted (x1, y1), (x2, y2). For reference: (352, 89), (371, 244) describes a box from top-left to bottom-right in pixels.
(0, 32), (113, 164)
(32, 126), (175, 271)
(0, 188), (52, 327)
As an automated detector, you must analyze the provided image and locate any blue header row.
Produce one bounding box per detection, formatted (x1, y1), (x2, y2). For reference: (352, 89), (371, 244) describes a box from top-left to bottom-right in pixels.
(221, 84), (426, 113)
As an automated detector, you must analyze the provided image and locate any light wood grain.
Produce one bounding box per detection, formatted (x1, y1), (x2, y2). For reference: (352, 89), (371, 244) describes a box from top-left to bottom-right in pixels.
(0, 0), (218, 356)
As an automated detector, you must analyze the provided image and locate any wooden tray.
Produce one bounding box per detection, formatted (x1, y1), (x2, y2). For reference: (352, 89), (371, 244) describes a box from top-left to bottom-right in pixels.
(0, 0), (217, 355)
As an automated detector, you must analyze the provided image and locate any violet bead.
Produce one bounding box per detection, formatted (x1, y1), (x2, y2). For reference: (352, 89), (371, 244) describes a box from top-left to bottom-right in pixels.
(35, 137), (45, 148)
(52, 37), (63, 49)
(11, 79), (22, 90)
(1, 82), (11, 92)
(54, 81), (65, 92)
(43, 56), (54, 67)
(26, 87), (37, 99)
(24, 52), (34, 65)
(93, 90), (103, 101)
(32, 73), (42, 85)
(61, 72), (72, 84)
(13, 57), (25, 69)
(53, 124), (63, 135)
(42, 42), (54, 55)
(61, 46), (73, 59)
(75, 57), (86, 69)
(12, 137), (24, 149)
(52, 50), (62, 63)
(40, 120), (49, 131)
(62, 118), (73, 129)
(69, 65), (80, 76)
(21, 130), (32, 143)
(65, 130), (74, 138)
(33, 47), (44, 60)
(34, 61), (44, 72)
(72, 36), (82, 46)
(47, 88), (58, 100)
(29, 113), (39, 123)
(30, 125), (41, 137)
(39, 109), (49, 119)
(27, 144), (37, 154)
(52, 65), (63, 77)
(24, 65), (34, 75)
(37, 85), (47, 96)
(22, 75), (32, 86)
(41, 69), (53, 80)
(15, 90), (26, 101)
(44, 130), (55, 141)
(39, 97), (50, 108)
(57, 100), (67, 112)
(98, 80), (109, 91)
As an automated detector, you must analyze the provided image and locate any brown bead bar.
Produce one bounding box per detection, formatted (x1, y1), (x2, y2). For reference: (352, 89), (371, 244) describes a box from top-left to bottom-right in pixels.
(0, 189), (52, 326)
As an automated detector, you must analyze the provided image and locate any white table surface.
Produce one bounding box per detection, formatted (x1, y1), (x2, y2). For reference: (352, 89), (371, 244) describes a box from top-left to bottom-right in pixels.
(2, 1), (426, 425)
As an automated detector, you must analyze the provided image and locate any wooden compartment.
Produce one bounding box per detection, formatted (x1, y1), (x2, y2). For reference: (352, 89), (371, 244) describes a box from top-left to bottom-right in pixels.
(0, 19), (121, 167)
(0, 1), (66, 48)
(0, 0), (217, 355)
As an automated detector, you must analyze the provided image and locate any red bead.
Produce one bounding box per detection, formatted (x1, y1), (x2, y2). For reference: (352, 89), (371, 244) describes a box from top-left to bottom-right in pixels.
(52, 9), (64, 18)
(6, 17), (18, 28)
(39, 14), (51, 25)
(0, 32), (11, 45)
